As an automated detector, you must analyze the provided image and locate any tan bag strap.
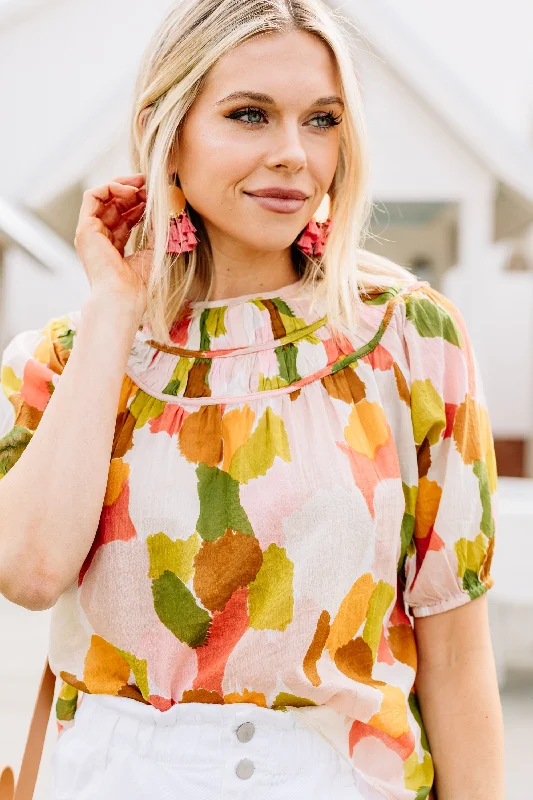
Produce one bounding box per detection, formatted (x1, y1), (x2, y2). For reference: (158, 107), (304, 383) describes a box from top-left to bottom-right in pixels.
(1, 656), (56, 800)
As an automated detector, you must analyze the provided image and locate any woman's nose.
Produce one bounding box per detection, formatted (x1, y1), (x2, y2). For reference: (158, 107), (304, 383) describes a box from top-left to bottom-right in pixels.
(266, 124), (308, 171)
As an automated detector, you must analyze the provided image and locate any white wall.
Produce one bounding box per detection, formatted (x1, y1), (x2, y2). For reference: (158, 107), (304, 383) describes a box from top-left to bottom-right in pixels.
(0, 0), (172, 204)
(357, 46), (533, 443)
(378, 0), (533, 146)
(358, 47), (491, 201)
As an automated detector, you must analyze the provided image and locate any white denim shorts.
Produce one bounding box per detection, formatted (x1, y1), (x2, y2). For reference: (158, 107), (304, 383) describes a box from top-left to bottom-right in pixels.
(50, 692), (369, 799)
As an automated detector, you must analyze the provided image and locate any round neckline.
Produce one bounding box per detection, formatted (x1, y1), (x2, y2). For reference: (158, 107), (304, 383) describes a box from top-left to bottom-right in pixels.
(188, 276), (306, 308)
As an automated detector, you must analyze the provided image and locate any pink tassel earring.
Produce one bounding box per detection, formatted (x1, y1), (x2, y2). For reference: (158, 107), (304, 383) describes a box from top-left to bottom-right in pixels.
(167, 183), (199, 255)
(295, 193), (332, 257)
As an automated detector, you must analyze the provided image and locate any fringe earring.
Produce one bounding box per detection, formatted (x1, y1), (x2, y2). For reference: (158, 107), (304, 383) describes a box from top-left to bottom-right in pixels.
(295, 193), (332, 257)
(167, 183), (199, 255)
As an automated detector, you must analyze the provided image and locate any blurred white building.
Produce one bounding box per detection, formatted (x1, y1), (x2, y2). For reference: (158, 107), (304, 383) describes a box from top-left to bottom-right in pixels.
(1, 0), (533, 477)
(0, 4), (532, 796)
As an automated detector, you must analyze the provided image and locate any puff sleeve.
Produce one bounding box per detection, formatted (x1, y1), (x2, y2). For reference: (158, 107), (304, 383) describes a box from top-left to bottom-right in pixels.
(0, 313), (79, 478)
(400, 284), (497, 618)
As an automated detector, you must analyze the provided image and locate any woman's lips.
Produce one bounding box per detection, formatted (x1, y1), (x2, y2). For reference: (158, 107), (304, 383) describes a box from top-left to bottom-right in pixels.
(244, 193), (306, 214)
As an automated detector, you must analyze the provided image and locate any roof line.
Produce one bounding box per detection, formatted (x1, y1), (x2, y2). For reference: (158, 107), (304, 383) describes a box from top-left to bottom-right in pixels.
(329, 0), (533, 203)
(0, 195), (79, 274)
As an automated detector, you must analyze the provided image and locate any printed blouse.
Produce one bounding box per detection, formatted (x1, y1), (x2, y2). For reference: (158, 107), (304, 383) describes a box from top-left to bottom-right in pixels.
(0, 277), (497, 800)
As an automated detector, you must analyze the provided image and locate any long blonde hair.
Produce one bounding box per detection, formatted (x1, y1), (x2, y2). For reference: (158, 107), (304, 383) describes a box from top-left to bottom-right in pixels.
(130, 0), (416, 345)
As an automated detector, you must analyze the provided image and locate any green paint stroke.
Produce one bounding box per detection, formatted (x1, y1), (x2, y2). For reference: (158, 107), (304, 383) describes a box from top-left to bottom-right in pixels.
(363, 286), (402, 305)
(0, 426), (32, 476)
(55, 683), (79, 722)
(473, 459), (495, 539)
(275, 342), (301, 384)
(408, 691), (430, 752)
(196, 463), (254, 541)
(152, 570), (211, 647)
(463, 568), (489, 601)
(58, 327), (76, 350)
(398, 483), (417, 571)
(270, 297), (296, 318)
(405, 295), (462, 347)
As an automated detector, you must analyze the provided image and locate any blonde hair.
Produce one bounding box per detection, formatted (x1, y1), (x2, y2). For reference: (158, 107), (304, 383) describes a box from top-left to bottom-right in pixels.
(130, 0), (416, 345)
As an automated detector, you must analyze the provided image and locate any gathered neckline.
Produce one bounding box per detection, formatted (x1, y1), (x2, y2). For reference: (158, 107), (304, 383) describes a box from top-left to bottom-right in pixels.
(124, 280), (425, 405)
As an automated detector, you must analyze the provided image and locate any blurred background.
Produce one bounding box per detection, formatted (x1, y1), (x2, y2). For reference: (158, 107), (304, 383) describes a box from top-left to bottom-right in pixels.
(0, 0), (532, 797)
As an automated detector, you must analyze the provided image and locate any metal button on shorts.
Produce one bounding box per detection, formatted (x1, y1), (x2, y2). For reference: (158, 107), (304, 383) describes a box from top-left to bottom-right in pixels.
(236, 721), (255, 742)
(235, 757), (255, 779)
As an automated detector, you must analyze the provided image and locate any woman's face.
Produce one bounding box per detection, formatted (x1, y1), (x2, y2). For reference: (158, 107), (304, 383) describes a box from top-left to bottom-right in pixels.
(172, 29), (343, 256)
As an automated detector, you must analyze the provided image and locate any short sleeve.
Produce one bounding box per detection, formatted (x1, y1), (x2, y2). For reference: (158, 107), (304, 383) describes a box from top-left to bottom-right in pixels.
(0, 313), (80, 479)
(400, 284), (497, 618)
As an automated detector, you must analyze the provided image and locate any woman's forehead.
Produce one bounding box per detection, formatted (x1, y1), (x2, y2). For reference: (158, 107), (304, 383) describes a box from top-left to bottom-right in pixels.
(200, 31), (341, 104)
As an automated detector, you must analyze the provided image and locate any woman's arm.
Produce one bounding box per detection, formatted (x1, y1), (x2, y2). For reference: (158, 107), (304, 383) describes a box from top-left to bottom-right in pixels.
(0, 295), (141, 610)
(413, 594), (505, 800)
(0, 175), (147, 611)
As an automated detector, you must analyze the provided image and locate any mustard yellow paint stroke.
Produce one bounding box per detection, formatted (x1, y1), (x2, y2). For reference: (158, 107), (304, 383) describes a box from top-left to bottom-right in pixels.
(411, 379), (446, 447)
(0, 364), (21, 398)
(114, 647), (150, 701)
(229, 406), (291, 484)
(147, 530), (202, 582)
(454, 532), (490, 579)
(362, 580), (395, 662)
(34, 316), (71, 363)
(403, 749), (434, 793)
(205, 306), (228, 339)
(248, 543), (294, 631)
(278, 311), (322, 344)
(480, 404), (498, 493)
(130, 391), (166, 428)
(403, 483), (418, 517)
(257, 374), (290, 392)
(168, 356), (195, 391)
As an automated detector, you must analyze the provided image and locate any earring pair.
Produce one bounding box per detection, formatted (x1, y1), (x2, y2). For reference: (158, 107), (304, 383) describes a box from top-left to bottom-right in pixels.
(166, 181), (332, 256)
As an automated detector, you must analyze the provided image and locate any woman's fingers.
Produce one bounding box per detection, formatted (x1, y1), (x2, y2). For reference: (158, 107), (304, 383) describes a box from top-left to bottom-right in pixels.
(123, 202), (146, 227)
(108, 174), (146, 188)
(88, 190), (146, 236)
(79, 178), (145, 221)
(100, 196), (137, 228)
(112, 202), (147, 253)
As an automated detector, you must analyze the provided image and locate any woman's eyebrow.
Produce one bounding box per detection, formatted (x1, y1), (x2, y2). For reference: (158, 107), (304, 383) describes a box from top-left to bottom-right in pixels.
(215, 91), (344, 108)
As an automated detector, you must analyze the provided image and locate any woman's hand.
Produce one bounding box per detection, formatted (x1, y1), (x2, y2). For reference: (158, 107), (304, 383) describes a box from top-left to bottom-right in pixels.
(74, 173), (152, 319)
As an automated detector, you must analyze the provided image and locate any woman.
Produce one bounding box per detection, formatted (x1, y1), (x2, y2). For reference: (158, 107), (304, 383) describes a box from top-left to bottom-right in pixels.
(0, 1), (505, 798)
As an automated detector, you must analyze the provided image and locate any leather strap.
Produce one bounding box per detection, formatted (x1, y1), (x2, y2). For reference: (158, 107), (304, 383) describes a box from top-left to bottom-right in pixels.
(1, 657), (56, 800)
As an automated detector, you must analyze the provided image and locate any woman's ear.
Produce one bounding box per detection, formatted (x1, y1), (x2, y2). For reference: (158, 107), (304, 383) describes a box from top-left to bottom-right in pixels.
(138, 106), (152, 132)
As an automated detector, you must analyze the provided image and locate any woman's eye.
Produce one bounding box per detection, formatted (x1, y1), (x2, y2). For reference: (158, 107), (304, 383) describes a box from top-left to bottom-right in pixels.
(227, 107), (342, 131)
(227, 107), (267, 125)
(310, 113), (343, 130)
